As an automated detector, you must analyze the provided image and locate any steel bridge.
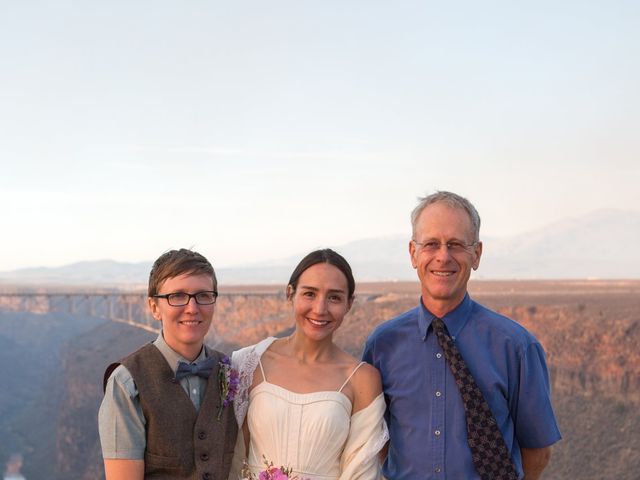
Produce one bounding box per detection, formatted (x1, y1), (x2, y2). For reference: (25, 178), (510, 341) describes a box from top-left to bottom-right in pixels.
(0, 291), (284, 334)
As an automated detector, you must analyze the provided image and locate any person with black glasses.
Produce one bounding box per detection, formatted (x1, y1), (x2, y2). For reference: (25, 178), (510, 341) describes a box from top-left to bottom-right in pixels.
(99, 248), (237, 480)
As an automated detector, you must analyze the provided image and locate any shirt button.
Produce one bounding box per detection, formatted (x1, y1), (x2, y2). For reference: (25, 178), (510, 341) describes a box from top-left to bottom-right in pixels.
(198, 431), (206, 440)
(200, 453), (209, 461)
(202, 473), (211, 480)
(435, 391), (442, 397)
(434, 429), (441, 436)
(436, 353), (442, 359)
(192, 388), (198, 395)
(435, 467), (442, 473)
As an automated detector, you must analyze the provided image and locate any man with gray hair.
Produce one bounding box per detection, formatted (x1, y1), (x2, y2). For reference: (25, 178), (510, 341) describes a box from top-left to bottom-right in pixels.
(363, 191), (561, 479)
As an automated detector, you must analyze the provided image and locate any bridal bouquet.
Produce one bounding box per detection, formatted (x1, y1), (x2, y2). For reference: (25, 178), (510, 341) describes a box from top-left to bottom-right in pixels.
(217, 356), (240, 420)
(242, 456), (308, 480)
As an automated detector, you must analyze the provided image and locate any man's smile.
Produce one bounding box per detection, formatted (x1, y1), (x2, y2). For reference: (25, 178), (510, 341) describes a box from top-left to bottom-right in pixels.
(431, 270), (456, 277)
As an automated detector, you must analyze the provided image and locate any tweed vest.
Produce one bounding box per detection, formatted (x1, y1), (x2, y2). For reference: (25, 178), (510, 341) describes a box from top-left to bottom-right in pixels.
(107, 343), (238, 480)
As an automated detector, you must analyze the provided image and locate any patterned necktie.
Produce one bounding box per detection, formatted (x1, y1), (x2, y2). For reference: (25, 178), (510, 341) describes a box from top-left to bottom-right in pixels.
(174, 356), (216, 381)
(431, 317), (519, 480)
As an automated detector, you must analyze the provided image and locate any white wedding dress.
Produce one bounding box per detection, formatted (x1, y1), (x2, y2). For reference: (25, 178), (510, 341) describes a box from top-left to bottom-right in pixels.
(228, 338), (388, 480)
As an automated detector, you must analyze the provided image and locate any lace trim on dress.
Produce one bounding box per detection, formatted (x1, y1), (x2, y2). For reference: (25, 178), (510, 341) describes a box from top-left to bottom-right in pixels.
(231, 337), (277, 427)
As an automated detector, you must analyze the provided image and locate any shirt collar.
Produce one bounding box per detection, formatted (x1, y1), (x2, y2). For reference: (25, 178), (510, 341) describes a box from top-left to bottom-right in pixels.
(418, 293), (473, 341)
(153, 331), (207, 374)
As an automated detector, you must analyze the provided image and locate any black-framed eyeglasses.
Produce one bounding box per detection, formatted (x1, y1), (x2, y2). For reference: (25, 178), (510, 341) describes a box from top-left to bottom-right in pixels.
(412, 240), (478, 255)
(152, 291), (218, 306)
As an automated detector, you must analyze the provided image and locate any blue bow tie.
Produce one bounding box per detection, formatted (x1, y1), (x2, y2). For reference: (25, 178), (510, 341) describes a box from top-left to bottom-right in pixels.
(174, 356), (216, 381)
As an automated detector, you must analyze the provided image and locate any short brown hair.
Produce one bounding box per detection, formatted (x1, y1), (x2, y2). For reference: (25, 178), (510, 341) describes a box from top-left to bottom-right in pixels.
(148, 248), (216, 297)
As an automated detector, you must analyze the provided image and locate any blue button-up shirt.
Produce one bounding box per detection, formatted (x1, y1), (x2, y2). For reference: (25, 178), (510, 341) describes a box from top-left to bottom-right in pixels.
(363, 294), (561, 480)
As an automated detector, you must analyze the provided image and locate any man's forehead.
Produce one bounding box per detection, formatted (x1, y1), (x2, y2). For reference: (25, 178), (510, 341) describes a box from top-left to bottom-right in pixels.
(416, 203), (475, 234)
(419, 202), (472, 222)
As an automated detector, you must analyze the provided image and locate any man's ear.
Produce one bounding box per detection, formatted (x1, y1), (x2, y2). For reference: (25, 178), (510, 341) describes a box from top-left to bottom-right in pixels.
(472, 241), (483, 270)
(409, 240), (418, 269)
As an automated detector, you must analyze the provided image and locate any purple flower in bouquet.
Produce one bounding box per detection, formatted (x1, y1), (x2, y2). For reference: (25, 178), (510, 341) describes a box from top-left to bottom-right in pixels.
(217, 355), (239, 420)
(241, 455), (309, 480)
(258, 467), (289, 480)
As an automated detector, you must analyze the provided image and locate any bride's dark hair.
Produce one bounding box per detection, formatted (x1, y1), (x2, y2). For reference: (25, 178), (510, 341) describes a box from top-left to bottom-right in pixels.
(287, 249), (355, 300)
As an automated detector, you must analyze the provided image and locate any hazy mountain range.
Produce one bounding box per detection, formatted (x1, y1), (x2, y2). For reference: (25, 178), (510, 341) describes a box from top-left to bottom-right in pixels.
(1, 209), (638, 286)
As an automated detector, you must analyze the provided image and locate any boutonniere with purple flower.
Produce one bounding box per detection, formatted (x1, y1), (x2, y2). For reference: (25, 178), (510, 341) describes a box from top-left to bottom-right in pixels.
(217, 355), (239, 420)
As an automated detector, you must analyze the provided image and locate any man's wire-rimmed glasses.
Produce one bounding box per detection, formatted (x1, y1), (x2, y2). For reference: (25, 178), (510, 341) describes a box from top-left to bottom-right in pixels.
(152, 291), (218, 306)
(412, 240), (478, 255)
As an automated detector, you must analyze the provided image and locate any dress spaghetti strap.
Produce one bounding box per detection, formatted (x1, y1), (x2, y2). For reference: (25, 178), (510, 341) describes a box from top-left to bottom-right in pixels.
(338, 362), (365, 392)
(258, 358), (267, 382)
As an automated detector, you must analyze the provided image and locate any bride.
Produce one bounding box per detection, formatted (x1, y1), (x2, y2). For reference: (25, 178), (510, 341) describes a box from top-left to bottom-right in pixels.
(228, 249), (388, 480)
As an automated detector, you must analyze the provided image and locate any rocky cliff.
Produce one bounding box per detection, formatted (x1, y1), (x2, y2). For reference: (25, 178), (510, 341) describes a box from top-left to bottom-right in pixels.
(2, 280), (638, 479)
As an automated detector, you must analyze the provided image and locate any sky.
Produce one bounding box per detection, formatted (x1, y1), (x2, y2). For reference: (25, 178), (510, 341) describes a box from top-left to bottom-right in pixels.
(1, 1), (638, 271)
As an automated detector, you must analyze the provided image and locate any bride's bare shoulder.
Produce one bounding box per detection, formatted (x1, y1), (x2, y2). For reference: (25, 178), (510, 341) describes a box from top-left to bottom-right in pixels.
(351, 362), (382, 394)
(338, 354), (382, 413)
(345, 360), (383, 413)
